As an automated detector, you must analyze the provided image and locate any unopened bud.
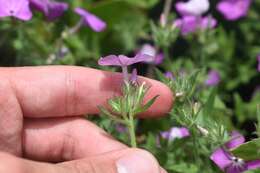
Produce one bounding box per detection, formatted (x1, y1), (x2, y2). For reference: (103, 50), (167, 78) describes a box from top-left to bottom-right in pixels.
(160, 14), (166, 27)
(176, 92), (184, 97)
(197, 125), (209, 136)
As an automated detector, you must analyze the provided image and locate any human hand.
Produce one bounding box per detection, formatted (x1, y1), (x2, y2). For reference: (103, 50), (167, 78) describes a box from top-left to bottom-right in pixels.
(0, 66), (173, 173)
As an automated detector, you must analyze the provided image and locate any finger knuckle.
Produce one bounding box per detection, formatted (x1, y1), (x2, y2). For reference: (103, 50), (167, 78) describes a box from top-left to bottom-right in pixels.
(64, 70), (78, 115)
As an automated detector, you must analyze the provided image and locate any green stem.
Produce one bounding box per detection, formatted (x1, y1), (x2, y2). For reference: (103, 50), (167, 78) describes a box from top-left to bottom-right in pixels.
(128, 115), (137, 148)
(162, 0), (173, 23)
(163, 46), (171, 69)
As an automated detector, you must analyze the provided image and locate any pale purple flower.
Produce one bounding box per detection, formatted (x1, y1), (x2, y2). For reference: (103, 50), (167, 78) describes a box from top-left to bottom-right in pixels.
(205, 70), (221, 86)
(98, 54), (153, 67)
(176, 0), (210, 16)
(0, 0), (32, 21)
(257, 55), (260, 72)
(130, 68), (138, 84)
(138, 44), (164, 65)
(154, 53), (164, 65)
(165, 71), (175, 80)
(98, 54), (153, 81)
(139, 44), (156, 57)
(115, 123), (127, 133)
(29, 0), (68, 21)
(161, 127), (190, 141)
(217, 0), (251, 21)
(174, 15), (217, 35)
(74, 7), (106, 32)
(211, 132), (260, 173)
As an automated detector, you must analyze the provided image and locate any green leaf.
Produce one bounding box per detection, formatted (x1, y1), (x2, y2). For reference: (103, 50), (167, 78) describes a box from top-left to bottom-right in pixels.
(187, 70), (201, 97)
(133, 95), (159, 115)
(125, 0), (159, 8)
(98, 106), (126, 124)
(108, 98), (121, 113)
(203, 87), (217, 117)
(231, 138), (260, 161)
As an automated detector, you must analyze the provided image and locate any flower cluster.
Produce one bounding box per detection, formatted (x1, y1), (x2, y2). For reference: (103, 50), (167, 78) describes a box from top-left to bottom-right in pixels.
(173, 0), (252, 35)
(0, 0), (106, 32)
(174, 0), (217, 35)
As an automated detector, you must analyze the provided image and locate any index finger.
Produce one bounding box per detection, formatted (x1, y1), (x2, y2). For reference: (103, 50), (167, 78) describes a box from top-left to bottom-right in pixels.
(1, 66), (173, 118)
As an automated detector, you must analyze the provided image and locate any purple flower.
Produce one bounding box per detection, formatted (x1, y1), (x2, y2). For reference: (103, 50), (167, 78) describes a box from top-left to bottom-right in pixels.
(115, 123), (127, 133)
(217, 0), (251, 21)
(161, 127), (190, 141)
(211, 132), (260, 173)
(176, 0), (210, 16)
(74, 7), (106, 32)
(205, 70), (221, 86)
(99, 54), (153, 81)
(138, 44), (164, 65)
(0, 0), (32, 21)
(257, 55), (260, 72)
(174, 15), (217, 35)
(29, 0), (68, 21)
(165, 71), (175, 80)
(130, 68), (138, 85)
(98, 54), (153, 67)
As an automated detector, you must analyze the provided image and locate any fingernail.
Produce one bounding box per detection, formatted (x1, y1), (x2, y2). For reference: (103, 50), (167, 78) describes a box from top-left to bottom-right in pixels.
(116, 150), (160, 173)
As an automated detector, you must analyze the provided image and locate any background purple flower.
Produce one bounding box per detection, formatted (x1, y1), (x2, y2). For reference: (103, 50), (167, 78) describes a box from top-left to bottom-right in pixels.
(211, 132), (260, 173)
(138, 44), (164, 65)
(165, 71), (175, 80)
(29, 0), (68, 21)
(175, 0), (210, 16)
(161, 127), (190, 141)
(0, 0), (32, 21)
(174, 15), (217, 35)
(74, 7), (106, 32)
(205, 70), (221, 86)
(217, 0), (251, 21)
(115, 123), (127, 133)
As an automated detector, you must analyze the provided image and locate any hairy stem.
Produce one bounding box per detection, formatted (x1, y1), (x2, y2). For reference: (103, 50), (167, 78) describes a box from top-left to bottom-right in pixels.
(128, 115), (137, 148)
(122, 66), (129, 82)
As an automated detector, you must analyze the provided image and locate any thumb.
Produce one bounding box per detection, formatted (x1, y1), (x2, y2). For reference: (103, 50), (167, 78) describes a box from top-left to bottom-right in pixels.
(61, 148), (168, 173)
(0, 149), (167, 173)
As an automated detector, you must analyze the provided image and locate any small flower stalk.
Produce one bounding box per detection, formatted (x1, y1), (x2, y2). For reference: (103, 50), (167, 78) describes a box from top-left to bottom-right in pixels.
(98, 54), (159, 147)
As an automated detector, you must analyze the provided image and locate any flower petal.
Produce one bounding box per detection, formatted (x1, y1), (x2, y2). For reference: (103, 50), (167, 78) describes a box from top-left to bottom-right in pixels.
(0, 0), (32, 21)
(174, 16), (199, 35)
(217, 0), (251, 21)
(46, 1), (68, 20)
(74, 7), (106, 32)
(247, 160), (260, 170)
(210, 148), (232, 171)
(226, 131), (245, 149)
(161, 127), (189, 141)
(205, 70), (220, 86)
(98, 55), (122, 66)
(175, 0), (210, 16)
(30, 0), (68, 21)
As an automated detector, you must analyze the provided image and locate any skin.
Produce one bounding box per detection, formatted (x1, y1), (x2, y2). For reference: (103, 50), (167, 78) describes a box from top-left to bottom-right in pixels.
(0, 66), (173, 173)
